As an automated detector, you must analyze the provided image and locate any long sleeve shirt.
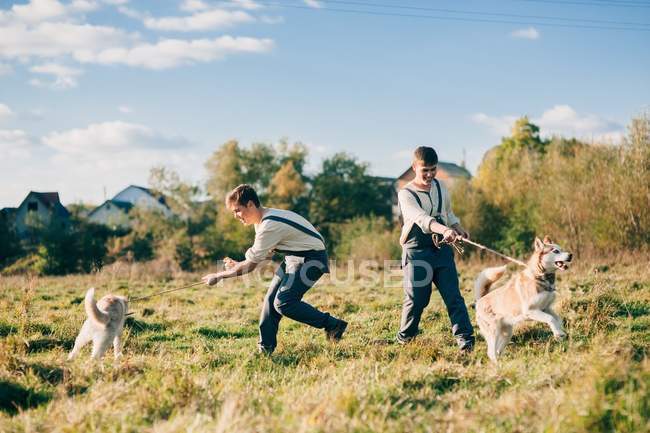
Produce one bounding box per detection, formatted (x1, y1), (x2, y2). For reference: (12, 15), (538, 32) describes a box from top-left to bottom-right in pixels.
(245, 208), (326, 263)
(398, 180), (460, 245)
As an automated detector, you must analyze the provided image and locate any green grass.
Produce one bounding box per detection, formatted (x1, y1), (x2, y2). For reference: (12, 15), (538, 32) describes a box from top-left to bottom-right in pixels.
(0, 258), (649, 432)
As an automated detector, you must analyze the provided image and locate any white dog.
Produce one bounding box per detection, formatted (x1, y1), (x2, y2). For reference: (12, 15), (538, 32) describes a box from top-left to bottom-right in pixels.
(474, 236), (573, 362)
(68, 288), (128, 360)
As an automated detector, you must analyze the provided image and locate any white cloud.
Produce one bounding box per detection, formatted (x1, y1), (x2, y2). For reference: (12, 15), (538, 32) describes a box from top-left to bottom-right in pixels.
(229, 0), (263, 10)
(303, 0), (323, 8)
(118, 105), (133, 113)
(42, 121), (190, 155)
(144, 9), (254, 32)
(536, 105), (623, 139)
(1, 0), (68, 25)
(0, 129), (36, 158)
(29, 63), (83, 89)
(0, 103), (13, 120)
(74, 36), (274, 69)
(1, 120), (204, 207)
(510, 27), (540, 40)
(116, 6), (142, 19)
(472, 105), (624, 141)
(0, 22), (136, 60)
(471, 113), (519, 136)
(0, 63), (13, 75)
(103, 0), (129, 5)
(180, 0), (210, 12)
(70, 0), (100, 12)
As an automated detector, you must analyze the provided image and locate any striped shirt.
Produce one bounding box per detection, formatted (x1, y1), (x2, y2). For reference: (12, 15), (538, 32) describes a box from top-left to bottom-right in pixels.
(245, 208), (326, 263)
(398, 180), (460, 245)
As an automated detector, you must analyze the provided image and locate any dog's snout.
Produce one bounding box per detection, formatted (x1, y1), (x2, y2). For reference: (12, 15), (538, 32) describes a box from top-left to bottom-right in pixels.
(567, 253), (573, 262)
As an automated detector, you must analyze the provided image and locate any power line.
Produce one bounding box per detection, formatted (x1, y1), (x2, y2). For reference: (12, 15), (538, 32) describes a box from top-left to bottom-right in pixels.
(520, 0), (650, 8)
(301, 0), (650, 27)
(259, 1), (650, 32)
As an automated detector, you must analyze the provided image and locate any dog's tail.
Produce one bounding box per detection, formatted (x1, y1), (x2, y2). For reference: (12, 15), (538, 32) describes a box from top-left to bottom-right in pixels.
(85, 287), (109, 327)
(474, 265), (507, 302)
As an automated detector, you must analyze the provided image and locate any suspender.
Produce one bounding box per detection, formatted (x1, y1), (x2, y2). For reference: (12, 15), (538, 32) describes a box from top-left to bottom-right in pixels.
(403, 179), (443, 222)
(261, 215), (325, 244)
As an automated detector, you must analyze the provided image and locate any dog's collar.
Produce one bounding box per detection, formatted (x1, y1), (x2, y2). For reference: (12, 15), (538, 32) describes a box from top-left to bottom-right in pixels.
(534, 272), (556, 290)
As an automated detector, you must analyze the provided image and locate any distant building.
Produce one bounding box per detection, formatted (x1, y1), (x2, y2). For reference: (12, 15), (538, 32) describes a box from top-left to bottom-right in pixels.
(392, 161), (472, 221)
(87, 185), (172, 229)
(395, 161), (471, 190)
(1, 191), (71, 237)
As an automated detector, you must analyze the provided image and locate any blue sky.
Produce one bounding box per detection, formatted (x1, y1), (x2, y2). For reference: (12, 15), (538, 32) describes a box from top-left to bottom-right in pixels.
(1, 0), (648, 206)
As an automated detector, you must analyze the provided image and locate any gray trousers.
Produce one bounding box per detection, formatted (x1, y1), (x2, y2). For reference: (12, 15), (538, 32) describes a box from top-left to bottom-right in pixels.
(398, 245), (474, 348)
(258, 258), (337, 352)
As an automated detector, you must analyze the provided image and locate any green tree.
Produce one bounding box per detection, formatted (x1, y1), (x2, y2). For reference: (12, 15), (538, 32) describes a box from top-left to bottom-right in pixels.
(205, 139), (245, 202)
(267, 160), (308, 213)
(0, 216), (22, 268)
(309, 153), (392, 240)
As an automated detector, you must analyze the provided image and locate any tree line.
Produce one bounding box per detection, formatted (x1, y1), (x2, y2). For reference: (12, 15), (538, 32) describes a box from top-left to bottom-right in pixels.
(1, 113), (647, 275)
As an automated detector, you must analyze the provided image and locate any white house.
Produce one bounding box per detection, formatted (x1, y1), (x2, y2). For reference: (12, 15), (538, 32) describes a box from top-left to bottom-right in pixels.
(1, 191), (71, 237)
(86, 200), (134, 229)
(87, 185), (172, 228)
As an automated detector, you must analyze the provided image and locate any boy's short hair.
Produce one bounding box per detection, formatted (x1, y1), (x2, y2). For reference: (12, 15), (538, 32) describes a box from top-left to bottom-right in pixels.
(413, 146), (438, 166)
(226, 184), (261, 208)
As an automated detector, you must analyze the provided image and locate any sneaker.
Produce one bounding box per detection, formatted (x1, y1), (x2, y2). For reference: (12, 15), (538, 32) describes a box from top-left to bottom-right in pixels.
(459, 342), (474, 354)
(396, 334), (414, 345)
(396, 330), (420, 345)
(325, 319), (348, 342)
(258, 345), (274, 356)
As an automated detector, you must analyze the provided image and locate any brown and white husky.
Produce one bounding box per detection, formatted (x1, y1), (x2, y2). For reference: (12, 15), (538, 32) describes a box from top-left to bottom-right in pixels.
(68, 288), (128, 360)
(474, 236), (573, 362)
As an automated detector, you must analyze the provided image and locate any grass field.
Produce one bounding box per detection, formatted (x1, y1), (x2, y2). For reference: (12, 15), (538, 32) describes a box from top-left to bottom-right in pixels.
(1, 256), (649, 433)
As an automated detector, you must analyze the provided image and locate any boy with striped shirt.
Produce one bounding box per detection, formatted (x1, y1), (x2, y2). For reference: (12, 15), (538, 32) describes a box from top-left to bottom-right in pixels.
(202, 184), (347, 355)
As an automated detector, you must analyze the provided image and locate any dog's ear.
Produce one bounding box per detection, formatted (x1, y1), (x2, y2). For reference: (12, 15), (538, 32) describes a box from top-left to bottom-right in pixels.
(543, 235), (552, 244)
(534, 237), (544, 251)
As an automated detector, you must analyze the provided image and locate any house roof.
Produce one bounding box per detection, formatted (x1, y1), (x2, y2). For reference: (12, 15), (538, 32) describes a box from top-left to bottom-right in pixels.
(396, 161), (471, 180)
(20, 191), (70, 218)
(87, 199), (134, 218)
(1, 207), (17, 219)
(114, 184), (169, 207)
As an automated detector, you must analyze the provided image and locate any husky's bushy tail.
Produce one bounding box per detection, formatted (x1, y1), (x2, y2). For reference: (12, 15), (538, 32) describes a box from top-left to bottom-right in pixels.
(474, 265), (508, 302)
(84, 287), (109, 327)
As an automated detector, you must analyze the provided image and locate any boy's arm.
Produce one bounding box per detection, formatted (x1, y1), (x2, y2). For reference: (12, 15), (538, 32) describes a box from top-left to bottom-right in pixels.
(202, 222), (282, 286)
(399, 189), (457, 241)
(202, 259), (259, 286)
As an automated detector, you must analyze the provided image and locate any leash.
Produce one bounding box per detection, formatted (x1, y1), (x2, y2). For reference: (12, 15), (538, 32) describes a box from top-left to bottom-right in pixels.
(129, 281), (204, 303)
(450, 237), (528, 267)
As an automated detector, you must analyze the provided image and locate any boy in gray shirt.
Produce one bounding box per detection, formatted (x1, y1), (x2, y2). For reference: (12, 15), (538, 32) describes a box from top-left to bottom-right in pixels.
(397, 146), (474, 352)
(203, 184), (347, 354)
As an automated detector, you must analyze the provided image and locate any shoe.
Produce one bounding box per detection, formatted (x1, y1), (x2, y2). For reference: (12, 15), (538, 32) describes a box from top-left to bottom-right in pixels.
(396, 329), (420, 345)
(325, 320), (348, 342)
(258, 345), (274, 356)
(459, 343), (474, 354)
(396, 334), (414, 345)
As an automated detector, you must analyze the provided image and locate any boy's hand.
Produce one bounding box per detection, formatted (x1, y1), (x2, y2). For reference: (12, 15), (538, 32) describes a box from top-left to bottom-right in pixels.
(453, 225), (470, 240)
(442, 228), (458, 243)
(201, 273), (222, 286)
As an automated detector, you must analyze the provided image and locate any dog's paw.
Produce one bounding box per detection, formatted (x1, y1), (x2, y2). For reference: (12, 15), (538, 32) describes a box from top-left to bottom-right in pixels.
(553, 332), (567, 340)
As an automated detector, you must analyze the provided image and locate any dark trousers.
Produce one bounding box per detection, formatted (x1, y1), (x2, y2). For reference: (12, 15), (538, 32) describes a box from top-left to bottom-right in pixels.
(258, 258), (337, 352)
(398, 245), (474, 348)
